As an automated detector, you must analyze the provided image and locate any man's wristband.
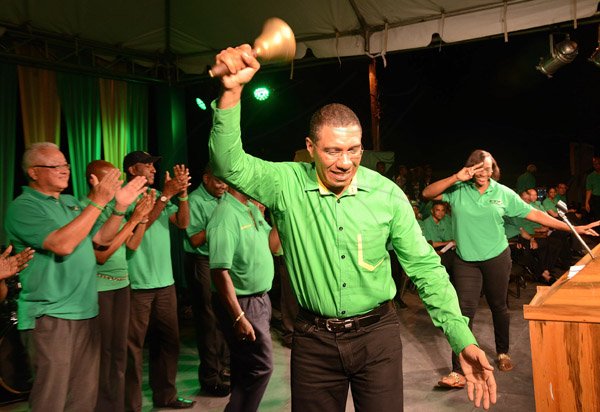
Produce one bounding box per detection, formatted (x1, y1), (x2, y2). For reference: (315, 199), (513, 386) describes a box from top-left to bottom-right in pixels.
(113, 209), (126, 216)
(178, 196), (189, 202)
(89, 200), (105, 212)
(233, 311), (245, 327)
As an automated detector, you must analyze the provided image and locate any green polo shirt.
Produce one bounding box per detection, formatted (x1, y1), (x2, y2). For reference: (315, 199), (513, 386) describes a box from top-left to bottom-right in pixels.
(556, 194), (567, 204)
(184, 184), (229, 256)
(126, 189), (178, 289)
(586, 171), (600, 195)
(515, 171), (535, 194)
(419, 215), (454, 243)
(503, 216), (521, 239)
(442, 180), (532, 262)
(92, 199), (129, 292)
(5, 186), (98, 330)
(542, 197), (558, 214)
(209, 101), (475, 354)
(207, 195), (274, 295)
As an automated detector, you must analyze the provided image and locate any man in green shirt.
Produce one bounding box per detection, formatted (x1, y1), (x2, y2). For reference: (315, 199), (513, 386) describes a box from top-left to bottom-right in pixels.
(208, 187), (280, 412)
(419, 201), (456, 275)
(5, 143), (146, 412)
(122, 151), (194, 411)
(184, 165), (231, 396)
(515, 164), (536, 194)
(585, 155), (600, 221)
(207, 45), (496, 411)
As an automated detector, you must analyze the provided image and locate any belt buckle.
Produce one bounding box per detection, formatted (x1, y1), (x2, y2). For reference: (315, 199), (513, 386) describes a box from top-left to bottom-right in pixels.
(325, 318), (339, 332)
(325, 318), (353, 332)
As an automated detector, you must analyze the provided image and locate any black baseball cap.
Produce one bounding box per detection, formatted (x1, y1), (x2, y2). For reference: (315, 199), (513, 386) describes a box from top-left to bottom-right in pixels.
(123, 151), (161, 171)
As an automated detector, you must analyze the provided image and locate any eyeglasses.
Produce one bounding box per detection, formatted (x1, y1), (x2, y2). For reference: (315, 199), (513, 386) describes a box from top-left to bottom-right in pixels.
(33, 164), (71, 170)
(319, 146), (364, 161)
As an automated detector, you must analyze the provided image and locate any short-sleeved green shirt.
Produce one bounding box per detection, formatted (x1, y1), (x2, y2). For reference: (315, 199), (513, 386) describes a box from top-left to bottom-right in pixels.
(208, 102), (475, 354)
(207, 195), (274, 295)
(586, 172), (600, 195)
(556, 194), (567, 204)
(419, 215), (454, 243)
(442, 180), (532, 261)
(5, 186), (98, 330)
(184, 184), (229, 256)
(92, 199), (129, 292)
(542, 197), (558, 214)
(503, 216), (521, 239)
(126, 189), (178, 289)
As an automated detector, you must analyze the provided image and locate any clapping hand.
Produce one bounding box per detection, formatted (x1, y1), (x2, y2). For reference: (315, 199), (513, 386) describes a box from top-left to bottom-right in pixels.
(88, 168), (123, 207)
(115, 176), (148, 210)
(0, 246), (34, 280)
(162, 165), (191, 199)
(131, 190), (156, 223)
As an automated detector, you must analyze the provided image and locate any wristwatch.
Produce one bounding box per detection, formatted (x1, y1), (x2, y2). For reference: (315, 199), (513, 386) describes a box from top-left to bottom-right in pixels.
(159, 195), (168, 203)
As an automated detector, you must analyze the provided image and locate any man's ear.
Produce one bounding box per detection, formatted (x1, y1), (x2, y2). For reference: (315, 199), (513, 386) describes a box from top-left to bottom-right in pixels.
(127, 165), (136, 176)
(305, 137), (315, 159)
(27, 167), (38, 182)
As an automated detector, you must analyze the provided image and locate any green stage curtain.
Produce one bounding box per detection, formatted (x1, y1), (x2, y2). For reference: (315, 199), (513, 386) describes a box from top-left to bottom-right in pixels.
(99, 78), (129, 171)
(127, 82), (149, 153)
(0, 63), (18, 246)
(57, 73), (102, 199)
(155, 85), (189, 287)
(17, 66), (61, 147)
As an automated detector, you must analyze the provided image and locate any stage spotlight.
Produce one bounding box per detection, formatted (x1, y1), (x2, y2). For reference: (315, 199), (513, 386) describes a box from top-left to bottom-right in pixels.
(196, 98), (207, 110)
(253, 87), (270, 101)
(536, 34), (578, 78)
(588, 25), (600, 67)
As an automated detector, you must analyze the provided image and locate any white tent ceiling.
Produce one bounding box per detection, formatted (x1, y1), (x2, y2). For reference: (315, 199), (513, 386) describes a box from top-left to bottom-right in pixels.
(0, 0), (598, 81)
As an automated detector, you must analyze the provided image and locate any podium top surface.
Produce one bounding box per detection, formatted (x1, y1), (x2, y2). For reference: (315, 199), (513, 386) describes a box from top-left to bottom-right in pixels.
(523, 243), (600, 323)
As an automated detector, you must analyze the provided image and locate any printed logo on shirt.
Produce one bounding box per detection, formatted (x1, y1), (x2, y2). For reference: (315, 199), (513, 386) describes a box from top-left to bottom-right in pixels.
(489, 199), (504, 206)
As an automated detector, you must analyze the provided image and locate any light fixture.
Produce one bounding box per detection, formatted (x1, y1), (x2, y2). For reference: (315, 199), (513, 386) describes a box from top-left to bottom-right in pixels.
(253, 86), (270, 101)
(536, 34), (578, 78)
(588, 25), (600, 67)
(195, 98), (207, 110)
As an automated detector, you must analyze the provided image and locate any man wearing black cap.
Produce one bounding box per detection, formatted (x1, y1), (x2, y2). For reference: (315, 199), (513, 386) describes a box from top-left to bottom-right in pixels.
(122, 151), (194, 411)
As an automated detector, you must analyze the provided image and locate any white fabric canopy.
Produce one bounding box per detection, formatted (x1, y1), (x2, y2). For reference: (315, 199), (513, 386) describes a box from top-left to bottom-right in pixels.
(0, 0), (598, 74)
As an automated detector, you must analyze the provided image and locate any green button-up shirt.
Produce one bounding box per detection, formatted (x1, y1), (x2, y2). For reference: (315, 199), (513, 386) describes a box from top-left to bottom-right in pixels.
(5, 186), (98, 330)
(209, 102), (475, 354)
(207, 195), (274, 295)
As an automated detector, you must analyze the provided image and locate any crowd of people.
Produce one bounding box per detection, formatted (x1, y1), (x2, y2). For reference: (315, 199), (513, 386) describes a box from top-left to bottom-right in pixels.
(1, 42), (600, 412)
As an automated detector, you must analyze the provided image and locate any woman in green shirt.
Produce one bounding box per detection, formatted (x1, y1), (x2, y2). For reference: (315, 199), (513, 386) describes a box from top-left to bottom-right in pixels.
(423, 149), (599, 388)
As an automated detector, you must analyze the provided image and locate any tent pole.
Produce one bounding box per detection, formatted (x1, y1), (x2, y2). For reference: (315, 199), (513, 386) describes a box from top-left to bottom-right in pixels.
(369, 58), (380, 151)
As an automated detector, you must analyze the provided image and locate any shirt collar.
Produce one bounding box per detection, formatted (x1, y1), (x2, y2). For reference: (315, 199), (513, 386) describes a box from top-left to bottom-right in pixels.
(22, 185), (60, 200)
(304, 163), (369, 196)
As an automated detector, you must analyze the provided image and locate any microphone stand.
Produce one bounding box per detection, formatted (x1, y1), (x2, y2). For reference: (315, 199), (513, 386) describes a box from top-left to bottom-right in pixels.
(556, 200), (595, 260)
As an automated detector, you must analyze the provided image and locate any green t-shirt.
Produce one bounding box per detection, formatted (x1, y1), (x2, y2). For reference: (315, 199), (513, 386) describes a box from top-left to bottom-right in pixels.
(184, 184), (229, 256)
(556, 194), (567, 204)
(93, 199), (129, 292)
(515, 171), (535, 194)
(503, 216), (521, 239)
(5, 186), (98, 330)
(419, 215), (454, 243)
(586, 171), (600, 196)
(442, 180), (532, 261)
(208, 101), (475, 354)
(542, 197), (558, 214)
(207, 195), (274, 295)
(126, 189), (178, 289)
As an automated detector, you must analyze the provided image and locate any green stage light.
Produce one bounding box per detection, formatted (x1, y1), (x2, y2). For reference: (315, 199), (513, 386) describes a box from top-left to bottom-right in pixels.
(196, 98), (207, 110)
(253, 87), (270, 101)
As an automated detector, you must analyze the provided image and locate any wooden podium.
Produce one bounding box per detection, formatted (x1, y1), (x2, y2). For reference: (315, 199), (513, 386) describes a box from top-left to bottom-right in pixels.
(523, 243), (600, 411)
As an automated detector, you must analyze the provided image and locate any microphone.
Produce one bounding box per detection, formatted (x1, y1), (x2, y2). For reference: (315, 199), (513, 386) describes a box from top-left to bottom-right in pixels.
(556, 200), (596, 259)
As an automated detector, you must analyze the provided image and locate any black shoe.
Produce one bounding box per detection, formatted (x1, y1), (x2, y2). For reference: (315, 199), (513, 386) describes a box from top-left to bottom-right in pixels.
(201, 382), (230, 397)
(154, 397), (196, 409)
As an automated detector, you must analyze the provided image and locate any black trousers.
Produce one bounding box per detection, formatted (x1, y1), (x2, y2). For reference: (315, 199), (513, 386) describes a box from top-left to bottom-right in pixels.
(185, 253), (230, 386)
(450, 247), (512, 373)
(125, 285), (180, 412)
(97, 286), (130, 412)
(291, 303), (403, 412)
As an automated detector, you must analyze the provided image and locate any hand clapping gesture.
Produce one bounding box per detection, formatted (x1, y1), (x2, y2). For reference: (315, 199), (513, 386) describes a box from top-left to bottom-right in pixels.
(131, 190), (156, 223)
(0, 246), (35, 280)
(88, 168), (123, 207)
(162, 164), (191, 199)
(115, 176), (148, 210)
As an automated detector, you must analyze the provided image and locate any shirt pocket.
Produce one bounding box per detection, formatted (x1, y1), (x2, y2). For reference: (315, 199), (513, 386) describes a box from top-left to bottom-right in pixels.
(356, 229), (388, 272)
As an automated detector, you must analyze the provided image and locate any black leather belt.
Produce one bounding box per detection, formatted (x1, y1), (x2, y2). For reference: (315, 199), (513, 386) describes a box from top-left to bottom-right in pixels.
(300, 301), (394, 333)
